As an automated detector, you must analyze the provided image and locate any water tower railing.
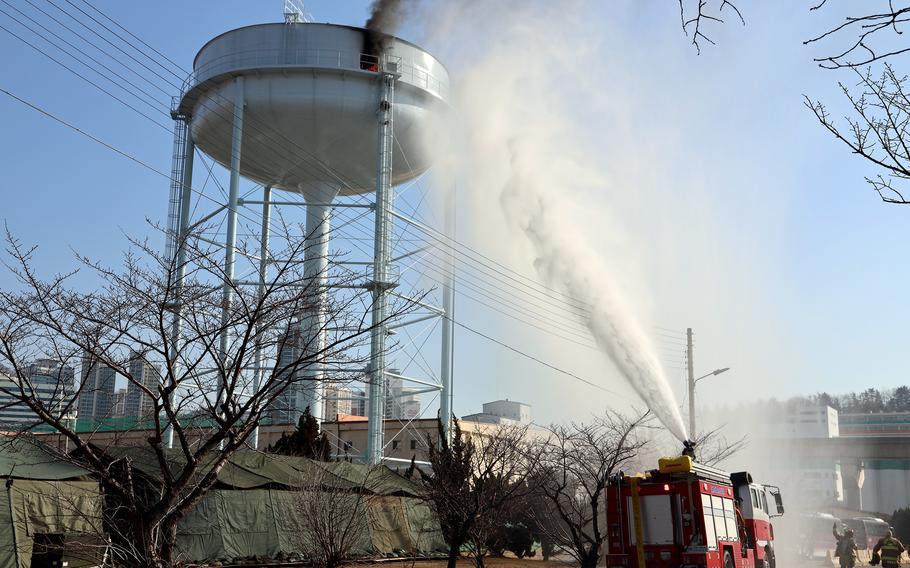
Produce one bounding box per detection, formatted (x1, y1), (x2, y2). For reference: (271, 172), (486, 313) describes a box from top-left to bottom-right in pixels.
(181, 48), (448, 102)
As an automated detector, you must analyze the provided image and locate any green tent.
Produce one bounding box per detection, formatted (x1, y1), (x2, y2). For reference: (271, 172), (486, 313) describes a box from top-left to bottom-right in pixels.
(0, 439), (105, 568)
(100, 447), (446, 563)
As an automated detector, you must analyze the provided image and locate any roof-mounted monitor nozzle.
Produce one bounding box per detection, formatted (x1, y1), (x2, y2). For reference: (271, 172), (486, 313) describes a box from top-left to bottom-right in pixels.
(682, 439), (697, 461)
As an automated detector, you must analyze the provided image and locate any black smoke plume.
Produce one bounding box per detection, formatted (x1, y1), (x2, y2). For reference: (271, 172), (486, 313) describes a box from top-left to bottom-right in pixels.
(363, 0), (407, 58)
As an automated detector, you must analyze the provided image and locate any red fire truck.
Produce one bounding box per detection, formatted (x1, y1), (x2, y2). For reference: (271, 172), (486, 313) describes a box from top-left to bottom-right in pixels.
(606, 455), (784, 568)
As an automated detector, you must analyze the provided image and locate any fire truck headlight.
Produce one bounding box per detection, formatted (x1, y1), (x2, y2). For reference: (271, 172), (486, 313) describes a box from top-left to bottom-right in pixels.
(663, 484), (670, 491)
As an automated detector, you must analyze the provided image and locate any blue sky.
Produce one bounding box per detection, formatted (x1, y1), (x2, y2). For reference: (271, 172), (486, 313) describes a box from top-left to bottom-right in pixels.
(2, 1), (910, 425)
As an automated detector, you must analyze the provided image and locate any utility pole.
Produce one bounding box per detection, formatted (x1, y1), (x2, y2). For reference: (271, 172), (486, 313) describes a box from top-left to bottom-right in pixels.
(687, 327), (695, 439)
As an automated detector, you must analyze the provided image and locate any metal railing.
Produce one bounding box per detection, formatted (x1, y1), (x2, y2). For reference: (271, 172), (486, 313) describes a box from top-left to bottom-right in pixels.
(181, 47), (448, 100)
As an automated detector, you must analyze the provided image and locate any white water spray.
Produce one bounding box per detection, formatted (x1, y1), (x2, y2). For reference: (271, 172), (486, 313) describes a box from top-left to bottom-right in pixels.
(420, 0), (689, 440)
(501, 139), (688, 441)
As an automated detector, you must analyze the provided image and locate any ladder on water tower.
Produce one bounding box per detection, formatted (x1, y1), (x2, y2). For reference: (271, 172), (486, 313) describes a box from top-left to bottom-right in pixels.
(166, 115), (188, 261)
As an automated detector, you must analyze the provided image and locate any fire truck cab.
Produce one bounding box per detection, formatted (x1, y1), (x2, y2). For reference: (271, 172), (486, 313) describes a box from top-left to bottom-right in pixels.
(606, 456), (784, 568)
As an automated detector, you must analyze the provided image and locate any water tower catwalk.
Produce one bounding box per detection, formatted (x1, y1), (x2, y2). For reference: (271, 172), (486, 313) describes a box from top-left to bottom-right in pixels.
(165, 20), (452, 464)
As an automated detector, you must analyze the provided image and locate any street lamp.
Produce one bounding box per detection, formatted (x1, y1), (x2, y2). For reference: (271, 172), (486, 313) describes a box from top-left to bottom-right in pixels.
(688, 367), (730, 438)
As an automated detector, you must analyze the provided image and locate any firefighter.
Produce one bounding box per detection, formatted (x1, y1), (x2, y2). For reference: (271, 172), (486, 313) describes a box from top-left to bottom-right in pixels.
(834, 523), (859, 568)
(872, 529), (905, 567)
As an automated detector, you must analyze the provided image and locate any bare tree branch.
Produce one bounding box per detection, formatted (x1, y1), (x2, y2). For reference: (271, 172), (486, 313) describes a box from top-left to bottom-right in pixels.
(0, 219), (423, 566)
(806, 2), (910, 69)
(805, 64), (910, 204)
(530, 410), (650, 568)
(678, 0), (744, 55)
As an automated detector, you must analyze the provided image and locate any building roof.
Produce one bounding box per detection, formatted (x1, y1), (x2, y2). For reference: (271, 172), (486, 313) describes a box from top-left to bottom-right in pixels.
(485, 399), (530, 406)
(335, 413), (368, 422)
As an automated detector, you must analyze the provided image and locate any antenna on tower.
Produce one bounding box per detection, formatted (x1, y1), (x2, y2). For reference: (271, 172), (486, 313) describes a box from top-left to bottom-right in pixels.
(283, 0), (310, 23)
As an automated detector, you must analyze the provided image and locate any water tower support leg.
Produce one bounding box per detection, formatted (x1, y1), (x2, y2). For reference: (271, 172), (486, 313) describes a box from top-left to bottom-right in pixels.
(251, 185), (271, 450)
(299, 185), (340, 424)
(367, 71), (397, 464)
(165, 120), (194, 449)
(218, 77), (245, 418)
(439, 183), (455, 443)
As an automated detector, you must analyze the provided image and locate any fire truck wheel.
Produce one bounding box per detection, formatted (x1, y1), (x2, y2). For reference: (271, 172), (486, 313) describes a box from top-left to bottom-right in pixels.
(764, 546), (776, 568)
(723, 549), (735, 568)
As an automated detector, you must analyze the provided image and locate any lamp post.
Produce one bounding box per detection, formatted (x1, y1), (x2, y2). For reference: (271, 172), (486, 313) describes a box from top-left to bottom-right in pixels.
(688, 366), (730, 438)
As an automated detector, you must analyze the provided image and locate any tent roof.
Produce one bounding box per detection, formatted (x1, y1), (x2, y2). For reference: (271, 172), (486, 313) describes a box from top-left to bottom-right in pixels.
(0, 437), (93, 481)
(101, 447), (423, 496)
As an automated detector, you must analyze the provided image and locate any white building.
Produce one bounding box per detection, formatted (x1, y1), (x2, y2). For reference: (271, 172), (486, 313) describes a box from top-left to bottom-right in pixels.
(0, 359), (75, 426)
(774, 401), (839, 438)
(704, 400), (844, 510)
(462, 399), (531, 425)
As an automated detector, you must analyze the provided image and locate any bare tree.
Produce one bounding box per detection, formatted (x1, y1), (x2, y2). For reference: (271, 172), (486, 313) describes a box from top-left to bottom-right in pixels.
(805, 65), (910, 204)
(419, 419), (539, 568)
(802, 2), (910, 205)
(677, 0), (744, 54)
(0, 221), (419, 567)
(806, 2), (910, 70)
(531, 411), (650, 568)
(295, 465), (376, 568)
(463, 424), (541, 568)
(693, 425), (748, 467)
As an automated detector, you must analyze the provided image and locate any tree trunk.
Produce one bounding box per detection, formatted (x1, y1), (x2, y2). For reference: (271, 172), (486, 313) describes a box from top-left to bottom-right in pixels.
(447, 540), (462, 568)
(541, 537), (553, 561)
(579, 549), (601, 568)
(158, 519), (180, 568)
(131, 516), (159, 568)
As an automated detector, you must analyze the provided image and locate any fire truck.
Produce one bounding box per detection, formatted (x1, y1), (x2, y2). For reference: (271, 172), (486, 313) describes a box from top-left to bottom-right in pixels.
(605, 454), (785, 568)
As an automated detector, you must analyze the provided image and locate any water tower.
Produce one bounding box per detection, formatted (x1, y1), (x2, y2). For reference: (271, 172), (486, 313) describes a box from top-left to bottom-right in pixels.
(165, 18), (452, 464)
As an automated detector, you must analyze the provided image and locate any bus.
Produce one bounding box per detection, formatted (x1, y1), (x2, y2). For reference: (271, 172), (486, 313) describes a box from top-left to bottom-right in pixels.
(798, 513), (840, 559)
(844, 517), (890, 550)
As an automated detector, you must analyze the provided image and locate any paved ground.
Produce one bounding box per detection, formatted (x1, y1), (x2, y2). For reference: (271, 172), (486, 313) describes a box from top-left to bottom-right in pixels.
(357, 559), (571, 568)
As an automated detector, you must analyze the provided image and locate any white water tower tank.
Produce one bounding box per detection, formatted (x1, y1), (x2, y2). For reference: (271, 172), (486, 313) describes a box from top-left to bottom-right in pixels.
(177, 22), (449, 195)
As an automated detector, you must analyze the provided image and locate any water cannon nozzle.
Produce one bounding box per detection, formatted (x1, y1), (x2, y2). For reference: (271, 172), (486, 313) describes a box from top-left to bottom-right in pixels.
(682, 439), (697, 461)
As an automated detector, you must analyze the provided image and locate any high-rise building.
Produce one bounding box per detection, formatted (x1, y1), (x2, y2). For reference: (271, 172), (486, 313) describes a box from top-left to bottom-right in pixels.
(267, 327), (327, 424)
(267, 327), (304, 424)
(351, 388), (367, 417)
(0, 359), (75, 426)
(77, 353), (117, 424)
(323, 385), (353, 421)
(111, 388), (127, 419)
(382, 373), (421, 420)
(124, 355), (160, 421)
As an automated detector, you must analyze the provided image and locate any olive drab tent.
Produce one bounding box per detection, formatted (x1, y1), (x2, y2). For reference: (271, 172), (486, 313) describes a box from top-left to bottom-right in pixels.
(0, 438), (105, 568)
(100, 447), (446, 563)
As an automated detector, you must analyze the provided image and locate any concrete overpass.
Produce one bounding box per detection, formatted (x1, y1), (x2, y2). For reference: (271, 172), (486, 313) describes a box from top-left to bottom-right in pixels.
(768, 436), (910, 512)
(784, 436), (910, 460)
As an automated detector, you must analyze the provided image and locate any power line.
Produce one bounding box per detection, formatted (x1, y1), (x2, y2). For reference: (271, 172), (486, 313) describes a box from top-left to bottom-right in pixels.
(0, 7), (675, 412)
(0, 0), (608, 346)
(445, 316), (625, 397)
(47, 0), (604, 319)
(0, 83), (627, 410)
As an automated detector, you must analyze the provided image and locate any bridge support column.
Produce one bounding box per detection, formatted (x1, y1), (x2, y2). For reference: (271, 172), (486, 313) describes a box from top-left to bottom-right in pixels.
(841, 459), (865, 511)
